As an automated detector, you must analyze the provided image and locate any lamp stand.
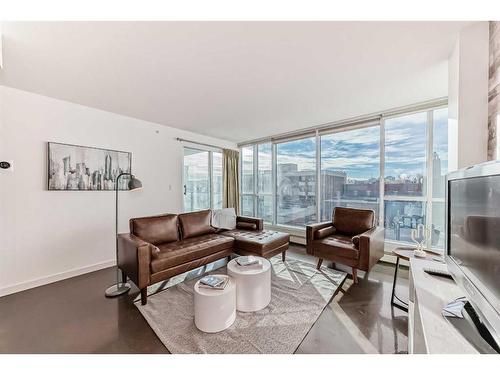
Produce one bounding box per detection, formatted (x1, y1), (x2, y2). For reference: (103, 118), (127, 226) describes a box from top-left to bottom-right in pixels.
(105, 172), (132, 298)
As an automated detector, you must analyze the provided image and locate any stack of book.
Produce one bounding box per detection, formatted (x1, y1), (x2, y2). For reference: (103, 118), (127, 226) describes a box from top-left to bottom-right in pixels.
(199, 275), (229, 290)
(235, 256), (263, 270)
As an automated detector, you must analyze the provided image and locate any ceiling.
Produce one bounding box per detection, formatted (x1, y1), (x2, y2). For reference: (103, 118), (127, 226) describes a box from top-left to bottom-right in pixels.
(0, 21), (470, 143)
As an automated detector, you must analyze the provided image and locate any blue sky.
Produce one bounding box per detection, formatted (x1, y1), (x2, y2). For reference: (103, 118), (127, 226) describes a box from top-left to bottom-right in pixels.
(248, 108), (449, 181)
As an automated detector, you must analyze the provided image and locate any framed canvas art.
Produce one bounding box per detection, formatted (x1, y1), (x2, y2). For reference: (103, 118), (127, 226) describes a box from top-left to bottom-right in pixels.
(47, 142), (132, 191)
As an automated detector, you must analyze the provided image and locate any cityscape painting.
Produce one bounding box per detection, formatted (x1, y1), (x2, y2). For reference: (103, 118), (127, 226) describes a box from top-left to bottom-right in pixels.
(48, 142), (132, 191)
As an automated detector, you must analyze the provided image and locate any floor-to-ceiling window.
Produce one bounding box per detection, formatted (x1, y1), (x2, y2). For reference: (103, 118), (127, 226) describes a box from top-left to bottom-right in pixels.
(257, 143), (273, 222)
(430, 107), (449, 249)
(212, 151), (223, 209)
(183, 147), (223, 212)
(240, 146), (255, 216)
(276, 136), (317, 227)
(383, 112), (428, 244)
(320, 125), (380, 221)
(239, 102), (450, 252)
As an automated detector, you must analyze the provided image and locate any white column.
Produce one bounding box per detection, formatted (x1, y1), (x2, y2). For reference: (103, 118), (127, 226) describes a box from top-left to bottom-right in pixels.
(448, 22), (489, 170)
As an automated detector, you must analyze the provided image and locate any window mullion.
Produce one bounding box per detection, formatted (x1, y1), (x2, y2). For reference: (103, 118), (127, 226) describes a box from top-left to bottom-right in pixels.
(426, 110), (434, 249)
(253, 144), (258, 217)
(315, 130), (321, 222)
(209, 151), (213, 209)
(380, 119), (385, 227)
(272, 143), (277, 225)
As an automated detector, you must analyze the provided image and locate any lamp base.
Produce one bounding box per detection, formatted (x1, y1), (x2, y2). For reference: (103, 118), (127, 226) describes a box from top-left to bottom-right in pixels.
(105, 282), (131, 297)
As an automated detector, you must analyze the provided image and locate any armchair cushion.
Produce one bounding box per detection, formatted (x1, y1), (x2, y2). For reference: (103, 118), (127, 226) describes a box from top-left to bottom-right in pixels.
(332, 207), (375, 236)
(315, 226), (336, 239)
(313, 235), (359, 263)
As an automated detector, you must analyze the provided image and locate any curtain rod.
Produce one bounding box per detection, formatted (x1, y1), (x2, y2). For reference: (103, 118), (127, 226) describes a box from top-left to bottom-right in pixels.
(176, 137), (224, 150)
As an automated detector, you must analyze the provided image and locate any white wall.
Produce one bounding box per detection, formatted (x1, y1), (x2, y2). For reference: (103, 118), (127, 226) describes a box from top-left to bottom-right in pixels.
(448, 22), (490, 169)
(0, 86), (236, 296)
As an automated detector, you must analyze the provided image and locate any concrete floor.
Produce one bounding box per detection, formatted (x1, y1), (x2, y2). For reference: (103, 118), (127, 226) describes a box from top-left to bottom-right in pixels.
(0, 244), (408, 353)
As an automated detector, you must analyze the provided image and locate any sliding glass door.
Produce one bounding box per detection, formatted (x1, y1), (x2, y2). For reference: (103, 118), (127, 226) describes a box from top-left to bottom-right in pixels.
(183, 148), (210, 211)
(183, 147), (222, 212)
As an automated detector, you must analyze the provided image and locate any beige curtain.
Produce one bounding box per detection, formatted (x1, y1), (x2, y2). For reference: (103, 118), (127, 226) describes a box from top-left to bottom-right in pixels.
(222, 149), (240, 214)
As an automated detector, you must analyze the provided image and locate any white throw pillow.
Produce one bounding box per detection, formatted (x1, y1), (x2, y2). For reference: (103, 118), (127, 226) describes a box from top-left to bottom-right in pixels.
(211, 208), (237, 230)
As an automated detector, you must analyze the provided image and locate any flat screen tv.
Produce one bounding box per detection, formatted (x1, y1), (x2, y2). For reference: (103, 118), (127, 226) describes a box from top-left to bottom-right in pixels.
(446, 160), (500, 351)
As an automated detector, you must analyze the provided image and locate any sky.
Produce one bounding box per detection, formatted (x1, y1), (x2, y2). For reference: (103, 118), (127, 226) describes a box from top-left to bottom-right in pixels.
(243, 108), (449, 181)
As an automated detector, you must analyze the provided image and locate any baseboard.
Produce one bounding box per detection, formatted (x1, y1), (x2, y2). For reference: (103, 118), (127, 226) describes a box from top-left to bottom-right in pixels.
(0, 259), (116, 297)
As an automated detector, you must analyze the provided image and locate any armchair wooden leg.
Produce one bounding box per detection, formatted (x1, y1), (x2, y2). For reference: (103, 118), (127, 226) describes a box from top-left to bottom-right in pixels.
(140, 288), (148, 305)
(282, 251), (286, 262)
(352, 268), (358, 284)
(317, 258), (323, 270)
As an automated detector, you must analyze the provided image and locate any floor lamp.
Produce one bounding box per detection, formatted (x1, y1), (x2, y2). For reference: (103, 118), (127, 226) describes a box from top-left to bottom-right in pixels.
(105, 172), (143, 298)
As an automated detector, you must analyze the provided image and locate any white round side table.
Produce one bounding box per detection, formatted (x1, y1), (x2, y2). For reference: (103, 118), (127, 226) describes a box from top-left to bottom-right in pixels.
(227, 257), (271, 312)
(193, 275), (236, 333)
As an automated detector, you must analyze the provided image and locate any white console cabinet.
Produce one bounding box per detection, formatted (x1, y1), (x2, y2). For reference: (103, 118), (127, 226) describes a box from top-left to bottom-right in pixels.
(408, 257), (478, 353)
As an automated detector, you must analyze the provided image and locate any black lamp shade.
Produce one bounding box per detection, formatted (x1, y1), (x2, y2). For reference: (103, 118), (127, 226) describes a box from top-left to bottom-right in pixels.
(128, 176), (142, 191)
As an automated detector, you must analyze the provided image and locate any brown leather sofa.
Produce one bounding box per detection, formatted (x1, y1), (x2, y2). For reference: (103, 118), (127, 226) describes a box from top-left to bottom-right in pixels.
(117, 209), (290, 304)
(306, 207), (384, 283)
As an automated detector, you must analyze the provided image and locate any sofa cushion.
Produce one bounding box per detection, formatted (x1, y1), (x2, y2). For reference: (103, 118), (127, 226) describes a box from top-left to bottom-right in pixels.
(236, 222), (258, 230)
(332, 207), (375, 236)
(313, 234), (359, 260)
(150, 234), (234, 273)
(178, 210), (216, 239)
(129, 214), (179, 246)
(220, 229), (289, 255)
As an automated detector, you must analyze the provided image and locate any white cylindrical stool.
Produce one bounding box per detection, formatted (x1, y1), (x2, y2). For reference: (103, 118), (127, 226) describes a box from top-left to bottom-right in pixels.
(194, 275), (236, 333)
(227, 257), (271, 312)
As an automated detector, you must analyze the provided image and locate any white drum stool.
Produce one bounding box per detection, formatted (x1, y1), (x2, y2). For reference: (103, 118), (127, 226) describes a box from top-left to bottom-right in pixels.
(227, 257), (271, 312)
(193, 275), (236, 333)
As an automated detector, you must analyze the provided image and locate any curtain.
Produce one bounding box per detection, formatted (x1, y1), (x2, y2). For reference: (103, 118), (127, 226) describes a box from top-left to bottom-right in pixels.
(222, 149), (240, 214)
(488, 21), (500, 160)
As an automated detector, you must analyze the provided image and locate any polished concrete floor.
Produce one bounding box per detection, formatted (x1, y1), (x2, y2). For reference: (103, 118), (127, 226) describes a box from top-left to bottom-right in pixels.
(0, 244), (408, 354)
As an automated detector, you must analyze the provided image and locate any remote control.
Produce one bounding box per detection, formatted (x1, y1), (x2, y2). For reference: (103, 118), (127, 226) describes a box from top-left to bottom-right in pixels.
(423, 267), (453, 279)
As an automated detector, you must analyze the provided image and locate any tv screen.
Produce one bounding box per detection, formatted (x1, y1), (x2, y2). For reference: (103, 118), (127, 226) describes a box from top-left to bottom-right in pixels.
(448, 174), (500, 312)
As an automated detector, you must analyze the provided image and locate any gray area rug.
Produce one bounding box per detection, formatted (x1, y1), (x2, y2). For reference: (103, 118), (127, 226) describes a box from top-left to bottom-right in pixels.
(135, 257), (347, 354)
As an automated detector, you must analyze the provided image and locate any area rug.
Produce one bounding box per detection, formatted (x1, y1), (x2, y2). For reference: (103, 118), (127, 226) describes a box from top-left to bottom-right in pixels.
(135, 257), (347, 354)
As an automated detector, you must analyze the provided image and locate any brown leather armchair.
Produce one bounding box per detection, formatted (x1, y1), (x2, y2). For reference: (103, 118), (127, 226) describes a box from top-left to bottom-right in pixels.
(306, 207), (384, 283)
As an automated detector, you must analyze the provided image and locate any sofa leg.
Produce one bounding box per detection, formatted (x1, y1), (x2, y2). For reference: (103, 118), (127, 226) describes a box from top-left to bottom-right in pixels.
(352, 268), (358, 284)
(140, 288), (148, 305)
(282, 251), (286, 262)
(317, 258), (323, 270)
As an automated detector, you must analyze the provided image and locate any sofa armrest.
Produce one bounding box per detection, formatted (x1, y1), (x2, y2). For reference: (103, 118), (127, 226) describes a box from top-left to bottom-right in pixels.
(236, 216), (264, 231)
(117, 233), (156, 289)
(357, 226), (385, 272)
(305, 222), (334, 254)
